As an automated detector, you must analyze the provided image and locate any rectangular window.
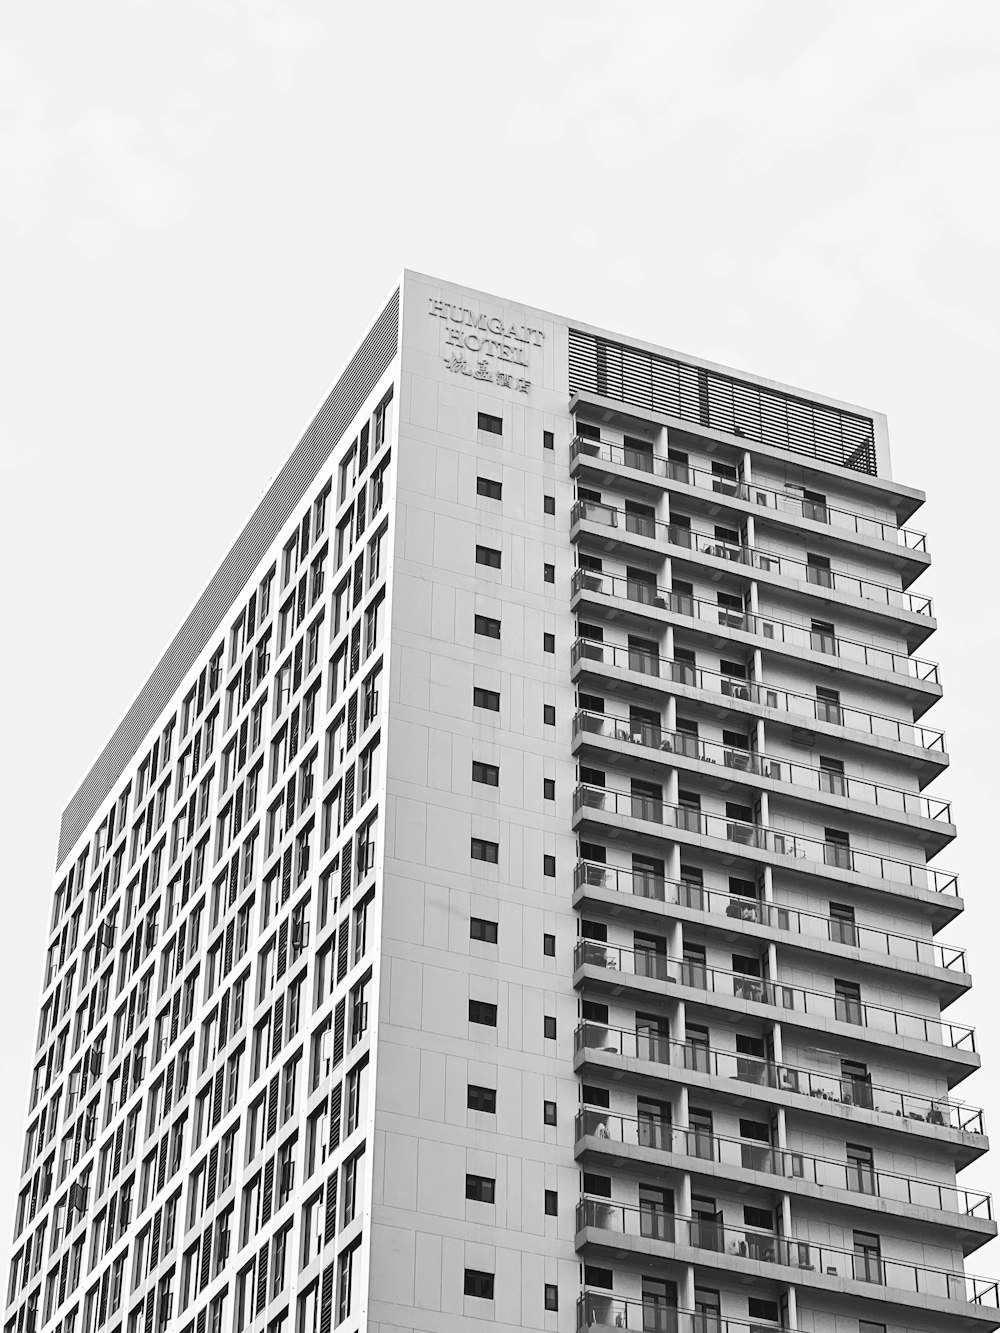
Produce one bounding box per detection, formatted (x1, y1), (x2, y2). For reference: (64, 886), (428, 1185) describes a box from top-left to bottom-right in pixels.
(467, 1085), (496, 1113)
(473, 688), (500, 712)
(543, 632), (555, 653)
(543, 1100), (557, 1125)
(544, 1284), (558, 1311)
(543, 705), (555, 725)
(544, 1189), (558, 1215)
(543, 854), (556, 877)
(464, 1269), (495, 1299)
(543, 430), (554, 450)
(468, 1000), (497, 1027)
(543, 779), (555, 800)
(474, 615), (501, 640)
(477, 413), (502, 436)
(472, 761), (499, 787)
(543, 1016), (556, 1039)
(471, 839), (499, 863)
(544, 563), (555, 583)
(543, 933), (555, 956)
(477, 476), (502, 500)
(465, 1174), (496, 1203)
(476, 545), (501, 569)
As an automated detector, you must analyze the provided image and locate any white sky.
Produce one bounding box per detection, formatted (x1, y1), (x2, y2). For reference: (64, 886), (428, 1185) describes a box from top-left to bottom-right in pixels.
(3, 0), (1000, 1270)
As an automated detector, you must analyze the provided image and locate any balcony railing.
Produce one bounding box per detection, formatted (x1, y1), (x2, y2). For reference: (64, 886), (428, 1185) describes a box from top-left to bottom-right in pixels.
(570, 435), (928, 552)
(573, 710), (951, 823)
(571, 567), (940, 684)
(571, 638), (946, 753)
(574, 1196), (999, 1307)
(573, 861), (967, 973)
(577, 1292), (782, 1333)
(573, 1021), (986, 1133)
(572, 784), (959, 898)
(574, 1107), (992, 1218)
(573, 940), (975, 1051)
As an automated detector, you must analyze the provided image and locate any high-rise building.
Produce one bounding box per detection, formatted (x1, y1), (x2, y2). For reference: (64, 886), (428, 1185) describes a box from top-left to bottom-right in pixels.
(7, 271), (997, 1333)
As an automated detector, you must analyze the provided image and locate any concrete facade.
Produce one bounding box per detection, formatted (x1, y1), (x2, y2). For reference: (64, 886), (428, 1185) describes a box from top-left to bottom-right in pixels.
(6, 272), (996, 1333)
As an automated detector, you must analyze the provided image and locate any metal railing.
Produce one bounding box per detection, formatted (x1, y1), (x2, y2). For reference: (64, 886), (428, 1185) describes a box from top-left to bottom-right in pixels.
(570, 638), (946, 753)
(573, 940), (975, 1051)
(571, 499), (931, 616)
(571, 566), (940, 684)
(574, 1196), (999, 1306)
(574, 1107), (992, 1218)
(573, 1021), (986, 1133)
(573, 710), (951, 823)
(572, 784), (959, 898)
(570, 435), (928, 550)
(577, 1292), (782, 1333)
(573, 861), (967, 973)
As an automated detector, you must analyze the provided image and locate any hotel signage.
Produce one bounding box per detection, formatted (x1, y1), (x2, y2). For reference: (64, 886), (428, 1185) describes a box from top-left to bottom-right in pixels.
(428, 298), (544, 393)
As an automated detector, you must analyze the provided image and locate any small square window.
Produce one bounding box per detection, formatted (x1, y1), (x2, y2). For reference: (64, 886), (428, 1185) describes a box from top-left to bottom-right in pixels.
(543, 1016), (556, 1040)
(469, 999), (498, 1026)
(543, 563), (555, 583)
(543, 705), (555, 726)
(470, 917), (498, 944)
(544, 1189), (558, 1216)
(543, 779), (555, 801)
(465, 1174), (496, 1203)
(543, 431), (554, 451)
(544, 494), (555, 515)
(474, 687), (500, 712)
(543, 632), (555, 654)
(467, 1084), (496, 1113)
(474, 614), (501, 640)
(472, 761), (500, 787)
(543, 854), (556, 877)
(464, 1268), (495, 1299)
(544, 1283), (559, 1311)
(476, 545), (501, 569)
(543, 1100), (557, 1126)
(477, 412), (503, 436)
(543, 933), (555, 956)
(471, 838), (499, 863)
(477, 476), (502, 500)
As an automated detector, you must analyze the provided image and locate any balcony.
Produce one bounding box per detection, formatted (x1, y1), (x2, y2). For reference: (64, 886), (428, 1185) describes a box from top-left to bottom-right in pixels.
(570, 435), (928, 553)
(572, 861), (967, 977)
(574, 1107), (992, 1221)
(573, 709), (952, 833)
(571, 638), (947, 757)
(571, 568), (940, 687)
(574, 1196), (1000, 1309)
(573, 1021), (985, 1135)
(577, 1293), (783, 1333)
(572, 784), (959, 899)
(573, 940), (976, 1053)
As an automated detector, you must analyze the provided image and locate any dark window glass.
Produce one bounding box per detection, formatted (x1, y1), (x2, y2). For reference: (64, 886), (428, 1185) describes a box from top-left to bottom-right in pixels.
(473, 687), (500, 712)
(542, 933), (555, 956)
(469, 1000), (497, 1026)
(543, 633), (555, 653)
(543, 1100), (557, 1125)
(543, 705), (555, 725)
(544, 563), (555, 583)
(544, 1190), (558, 1216)
(470, 917), (498, 943)
(474, 615), (501, 640)
(543, 431), (554, 450)
(543, 1016), (557, 1039)
(477, 413), (502, 436)
(543, 779), (555, 800)
(544, 1284), (558, 1311)
(544, 495), (555, 515)
(476, 545), (501, 568)
(472, 761), (500, 787)
(464, 1269), (495, 1298)
(465, 1174), (496, 1203)
(471, 838), (499, 863)
(467, 1085), (496, 1113)
(543, 854), (556, 877)
(477, 476), (502, 500)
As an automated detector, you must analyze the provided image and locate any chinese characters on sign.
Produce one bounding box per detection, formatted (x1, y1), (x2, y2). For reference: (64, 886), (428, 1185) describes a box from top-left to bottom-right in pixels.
(442, 352), (531, 394)
(430, 298), (544, 395)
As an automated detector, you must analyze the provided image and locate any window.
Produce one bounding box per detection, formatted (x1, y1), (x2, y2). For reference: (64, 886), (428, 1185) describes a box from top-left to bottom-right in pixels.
(816, 685), (843, 724)
(477, 412), (502, 436)
(470, 917), (498, 944)
(474, 687), (500, 712)
(811, 618), (836, 653)
(544, 1189), (557, 1216)
(474, 614), (501, 640)
(543, 430), (554, 450)
(467, 1085), (496, 1113)
(853, 1230), (882, 1284)
(477, 476), (502, 500)
(464, 1269), (495, 1299)
(469, 1000), (497, 1027)
(543, 1016), (556, 1040)
(472, 761), (500, 787)
(471, 838), (499, 863)
(543, 854), (556, 877)
(819, 755), (846, 796)
(543, 1284), (559, 1311)
(543, 705), (555, 726)
(829, 901), (858, 946)
(543, 563), (555, 583)
(543, 933), (555, 956)
(847, 1143), (876, 1194)
(807, 552), (833, 587)
(543, 494), (555, 515)
(835, 979), (863, 1025)
(859, 1323), (887, 1333)
(465, 1174), (495, 1203)
(543, 633), (555, 653)
(476, 545), (501, 569)
(825, 827), (852, 870)
(543, 1100), (557, 1126)
(543, 779), (555, 801)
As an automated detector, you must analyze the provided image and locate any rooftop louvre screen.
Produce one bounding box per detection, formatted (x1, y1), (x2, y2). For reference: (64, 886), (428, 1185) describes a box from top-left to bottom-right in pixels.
(568, 327), (877, 476)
